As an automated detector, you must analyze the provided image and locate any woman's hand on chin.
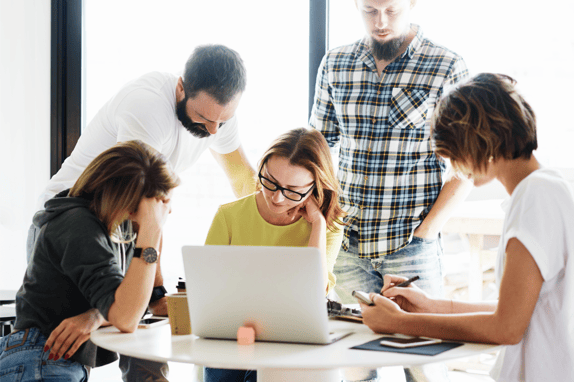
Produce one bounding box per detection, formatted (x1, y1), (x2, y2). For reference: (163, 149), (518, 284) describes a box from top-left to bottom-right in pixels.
(295, 196), (325, 225)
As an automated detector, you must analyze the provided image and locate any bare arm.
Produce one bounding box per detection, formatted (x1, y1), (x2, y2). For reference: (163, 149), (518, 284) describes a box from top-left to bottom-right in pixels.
(148, 235), (168, 316)
(290, 196), (329, 290)
(363, 238), (543, 345)
(108, 256), (157, 332)
(45, 308), (109, 361)
(380, 274), (497, 315)
(211, 145), (257, 198)
(308, 218), (328, 290)
(108, 196), (172, 332)
(414, 174), (473, 239)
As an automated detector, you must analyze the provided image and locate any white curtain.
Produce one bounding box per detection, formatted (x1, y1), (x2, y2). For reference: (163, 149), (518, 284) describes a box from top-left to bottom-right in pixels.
(0, 0), (51, 289)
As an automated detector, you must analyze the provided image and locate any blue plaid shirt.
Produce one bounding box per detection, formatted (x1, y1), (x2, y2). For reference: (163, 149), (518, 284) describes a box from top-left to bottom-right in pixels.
(309, 25), (469, 258)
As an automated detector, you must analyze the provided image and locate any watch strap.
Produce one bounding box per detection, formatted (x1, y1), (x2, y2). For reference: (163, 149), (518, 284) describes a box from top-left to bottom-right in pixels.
(133, 247), (158, 264)
(149, 285), (167, 304)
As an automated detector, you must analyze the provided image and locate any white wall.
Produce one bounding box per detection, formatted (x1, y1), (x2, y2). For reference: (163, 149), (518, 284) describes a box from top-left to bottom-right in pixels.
(0, 0), (51, 289)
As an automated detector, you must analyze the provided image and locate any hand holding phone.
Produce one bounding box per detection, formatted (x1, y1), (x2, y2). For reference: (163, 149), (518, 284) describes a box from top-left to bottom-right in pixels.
(352, 290), (374, 306)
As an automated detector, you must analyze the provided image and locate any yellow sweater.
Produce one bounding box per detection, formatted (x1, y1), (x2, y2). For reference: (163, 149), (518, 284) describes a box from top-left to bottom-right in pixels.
(205, 194), (343, 293)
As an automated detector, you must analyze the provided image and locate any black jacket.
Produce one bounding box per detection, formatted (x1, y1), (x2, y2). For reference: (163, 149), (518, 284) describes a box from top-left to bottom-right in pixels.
(15, 190), (125, 367)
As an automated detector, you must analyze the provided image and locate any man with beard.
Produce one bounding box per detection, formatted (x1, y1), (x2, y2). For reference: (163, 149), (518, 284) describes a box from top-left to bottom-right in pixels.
(310, 1), (471, 380)
(27, 44), (255, 382)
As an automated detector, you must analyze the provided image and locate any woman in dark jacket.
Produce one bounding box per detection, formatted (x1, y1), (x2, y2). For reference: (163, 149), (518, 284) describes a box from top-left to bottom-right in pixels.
(0, 140), (179, 381)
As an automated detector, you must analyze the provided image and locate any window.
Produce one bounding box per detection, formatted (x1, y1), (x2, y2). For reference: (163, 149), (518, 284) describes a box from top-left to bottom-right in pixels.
(84, 0), (310, 290)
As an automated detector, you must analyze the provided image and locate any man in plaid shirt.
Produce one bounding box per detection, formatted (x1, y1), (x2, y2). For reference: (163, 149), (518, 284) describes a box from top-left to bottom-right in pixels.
(310, 1), (472, 380)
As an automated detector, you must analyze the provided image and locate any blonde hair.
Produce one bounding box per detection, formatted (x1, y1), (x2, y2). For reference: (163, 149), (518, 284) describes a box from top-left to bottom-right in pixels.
(258, 128), (345, 231)
(69, 140), (180, 240)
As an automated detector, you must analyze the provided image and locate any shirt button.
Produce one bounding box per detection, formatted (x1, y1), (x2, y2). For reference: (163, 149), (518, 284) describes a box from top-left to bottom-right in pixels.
(364, 176), (368, 181)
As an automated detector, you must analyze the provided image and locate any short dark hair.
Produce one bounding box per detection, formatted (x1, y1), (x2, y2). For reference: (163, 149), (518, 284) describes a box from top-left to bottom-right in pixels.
(182, 44), (246, 105)
(431, 73), (537, 172)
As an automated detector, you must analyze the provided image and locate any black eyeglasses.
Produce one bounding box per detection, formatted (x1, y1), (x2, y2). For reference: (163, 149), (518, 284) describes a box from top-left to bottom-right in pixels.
(258, 172), (315, 202)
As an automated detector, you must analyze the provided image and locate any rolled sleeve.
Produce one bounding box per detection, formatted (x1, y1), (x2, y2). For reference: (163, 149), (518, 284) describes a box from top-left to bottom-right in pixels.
(309, 55), (341, 148)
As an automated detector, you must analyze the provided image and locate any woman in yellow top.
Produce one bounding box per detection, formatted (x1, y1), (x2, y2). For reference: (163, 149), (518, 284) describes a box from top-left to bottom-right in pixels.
(204, 127), (345, 382)
(205, 127), (345, 293)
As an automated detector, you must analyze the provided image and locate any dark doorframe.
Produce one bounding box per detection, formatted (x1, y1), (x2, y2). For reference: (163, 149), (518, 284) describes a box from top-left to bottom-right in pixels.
(308, 0), (328, 118)
(51, 0), (82, 177)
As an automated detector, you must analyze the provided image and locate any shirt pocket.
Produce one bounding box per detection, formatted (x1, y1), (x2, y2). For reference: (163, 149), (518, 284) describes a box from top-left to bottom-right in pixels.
(389, 87), (429, 129)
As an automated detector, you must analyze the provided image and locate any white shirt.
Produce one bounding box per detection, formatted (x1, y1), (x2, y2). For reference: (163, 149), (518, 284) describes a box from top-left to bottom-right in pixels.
(37, 72), (241, 209)
(494, 168), (574, 381)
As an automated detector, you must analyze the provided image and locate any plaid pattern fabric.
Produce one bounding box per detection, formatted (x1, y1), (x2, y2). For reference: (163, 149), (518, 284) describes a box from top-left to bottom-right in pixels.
(309, 25), (468, 258)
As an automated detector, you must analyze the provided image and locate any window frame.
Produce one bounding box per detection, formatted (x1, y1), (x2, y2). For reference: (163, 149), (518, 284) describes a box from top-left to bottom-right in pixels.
(50, 0), (82, 176)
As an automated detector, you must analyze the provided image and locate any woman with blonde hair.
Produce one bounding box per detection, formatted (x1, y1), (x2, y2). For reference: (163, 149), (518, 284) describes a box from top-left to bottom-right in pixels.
(360, 73), (574, 381)
(0, 140), (180, 381)
(204, 127), (345, 382)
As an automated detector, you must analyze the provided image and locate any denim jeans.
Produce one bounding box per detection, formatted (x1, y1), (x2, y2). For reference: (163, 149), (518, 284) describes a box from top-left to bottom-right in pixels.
(204, 367), (257, 382)
(0, 328), (88, 382)
(334, 232), (444, 304)
(335, 231), (449, 382)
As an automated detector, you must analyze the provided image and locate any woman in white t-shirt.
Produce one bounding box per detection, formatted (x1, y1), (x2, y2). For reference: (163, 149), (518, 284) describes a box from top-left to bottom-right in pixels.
(359, 73), (574, 381)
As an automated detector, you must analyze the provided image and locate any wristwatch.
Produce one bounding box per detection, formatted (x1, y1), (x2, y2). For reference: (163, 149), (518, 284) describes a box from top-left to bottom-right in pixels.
(133, 247), (159, 264)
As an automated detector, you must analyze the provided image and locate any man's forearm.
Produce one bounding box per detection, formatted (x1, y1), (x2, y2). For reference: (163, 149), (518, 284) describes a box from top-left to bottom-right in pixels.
(149, 259), (167, 316)
(210, 146), (257, 198)
(414, 174), (473, 238)
(149, 235), (167, 316)
(153, 256), (164, 287)
(233, 173), (257, 198)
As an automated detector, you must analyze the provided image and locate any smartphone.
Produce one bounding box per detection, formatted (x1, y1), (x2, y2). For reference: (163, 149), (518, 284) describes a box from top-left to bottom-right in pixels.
(379, 336), (442, 348)
(352, 290), (374, 306)
(138, 317), (169, 329)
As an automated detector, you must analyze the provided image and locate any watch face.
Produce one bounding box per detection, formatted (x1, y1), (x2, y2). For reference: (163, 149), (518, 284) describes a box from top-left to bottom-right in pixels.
(142, 247), (158, 264)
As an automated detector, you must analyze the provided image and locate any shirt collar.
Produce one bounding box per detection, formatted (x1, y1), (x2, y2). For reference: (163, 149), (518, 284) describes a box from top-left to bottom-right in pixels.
(403, 24), (423, 58)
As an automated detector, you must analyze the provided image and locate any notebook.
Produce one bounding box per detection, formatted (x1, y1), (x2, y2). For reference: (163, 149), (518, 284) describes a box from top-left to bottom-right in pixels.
(181, 245), (353, 345)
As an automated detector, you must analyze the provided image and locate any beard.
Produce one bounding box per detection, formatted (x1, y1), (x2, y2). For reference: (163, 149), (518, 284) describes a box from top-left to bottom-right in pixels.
(370, 33), (407, 61)
(176, 98), (211, 139)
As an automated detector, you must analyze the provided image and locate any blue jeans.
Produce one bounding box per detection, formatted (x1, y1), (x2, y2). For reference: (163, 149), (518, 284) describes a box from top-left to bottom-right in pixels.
(334, 233), (444, 304)
(204, 367), (256, 382)
(335, 231), (449, 382)
(0, 328), (88, 382)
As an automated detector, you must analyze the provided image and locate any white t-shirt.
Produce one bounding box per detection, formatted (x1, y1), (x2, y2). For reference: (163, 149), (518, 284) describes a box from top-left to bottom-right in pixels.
(494, 168), (574, 381)
(37, 72), (241, 209)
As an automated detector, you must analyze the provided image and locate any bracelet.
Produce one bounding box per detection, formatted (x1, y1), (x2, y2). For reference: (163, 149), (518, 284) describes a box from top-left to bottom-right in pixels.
(149, 286), (167, 304)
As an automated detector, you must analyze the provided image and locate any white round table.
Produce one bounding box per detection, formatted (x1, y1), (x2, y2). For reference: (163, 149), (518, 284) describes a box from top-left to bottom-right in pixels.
(91, 319), (500, 382)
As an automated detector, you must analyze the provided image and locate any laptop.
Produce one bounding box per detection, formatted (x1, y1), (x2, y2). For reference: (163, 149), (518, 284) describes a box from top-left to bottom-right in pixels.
(181, 245), (353, 345)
